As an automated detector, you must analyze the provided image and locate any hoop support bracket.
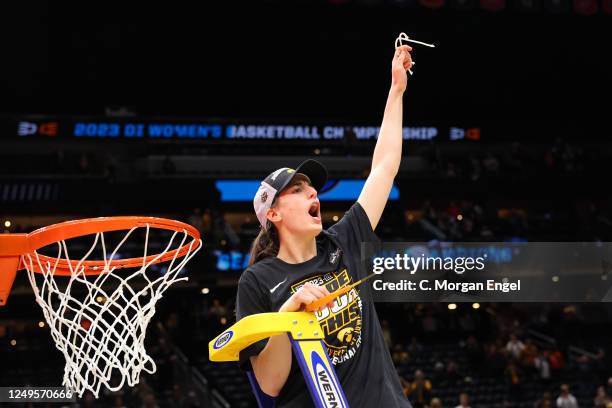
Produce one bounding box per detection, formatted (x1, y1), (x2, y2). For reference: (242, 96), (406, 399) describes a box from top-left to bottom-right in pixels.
(0, 234), (28, 305)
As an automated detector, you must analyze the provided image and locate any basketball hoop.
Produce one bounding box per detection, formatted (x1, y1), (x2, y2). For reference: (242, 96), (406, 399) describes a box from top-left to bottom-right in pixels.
(0, 217), (202, 398)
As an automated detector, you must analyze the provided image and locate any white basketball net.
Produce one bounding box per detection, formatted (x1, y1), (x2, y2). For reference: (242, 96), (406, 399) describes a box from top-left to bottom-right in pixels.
(394, 32), (436, 75)
(21, 224), (201, 398)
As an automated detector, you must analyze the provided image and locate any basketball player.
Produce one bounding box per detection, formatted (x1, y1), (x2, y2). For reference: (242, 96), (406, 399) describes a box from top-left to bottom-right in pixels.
(236, 44), (414, 407)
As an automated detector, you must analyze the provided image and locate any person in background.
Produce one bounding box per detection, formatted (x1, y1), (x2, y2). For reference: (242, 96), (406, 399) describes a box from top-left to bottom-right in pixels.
(520, 338), (538, 369)
(534, 350), (551, 382)
(406, 369), (432, 408)
(455, 393), (471, 408)
(556, 384), (578, 408)
(506, 333), (525, 360)
(504, 361), (522, 399)
(534, 391), (553, 408)
(430, 397), (443, 408)
(549, 348), (565, 376)
(594, 385), (611, 408)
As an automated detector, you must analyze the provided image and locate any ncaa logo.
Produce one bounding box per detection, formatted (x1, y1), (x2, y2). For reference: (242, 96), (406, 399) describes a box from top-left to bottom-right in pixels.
(311, 351), (346, 408)
(213, 330), (233, 349)
(17, 121), (59, 137)
(18, 122), (37, 136)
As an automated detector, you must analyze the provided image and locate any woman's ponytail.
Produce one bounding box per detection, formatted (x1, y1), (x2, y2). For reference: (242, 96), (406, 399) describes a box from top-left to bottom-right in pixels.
(248, 221), (280, 266)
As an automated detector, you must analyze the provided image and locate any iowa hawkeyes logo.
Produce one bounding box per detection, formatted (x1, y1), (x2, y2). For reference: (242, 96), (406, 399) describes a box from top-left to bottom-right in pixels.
(337, 327), (355, 344)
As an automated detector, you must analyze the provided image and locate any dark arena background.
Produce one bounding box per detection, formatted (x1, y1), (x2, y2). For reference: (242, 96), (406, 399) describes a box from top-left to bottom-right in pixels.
(1, 1), (611, 407)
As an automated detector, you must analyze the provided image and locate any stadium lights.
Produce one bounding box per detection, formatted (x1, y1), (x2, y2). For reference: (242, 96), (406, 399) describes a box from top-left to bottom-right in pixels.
(10, 339), (17, 346)
(332, 215), (339, 222)
(448, 303), (457, 310)
(4, 220), (10, 228)
(38, 321), (45, 328)
(472, 303), (480, 309)
(201, 288), (210, 295)
(552, 276), (560, 283)
(457, 214), (463, 221)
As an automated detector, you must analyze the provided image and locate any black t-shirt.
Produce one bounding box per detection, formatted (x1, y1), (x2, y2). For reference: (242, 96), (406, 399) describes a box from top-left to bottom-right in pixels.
(236, 202), (411, 408)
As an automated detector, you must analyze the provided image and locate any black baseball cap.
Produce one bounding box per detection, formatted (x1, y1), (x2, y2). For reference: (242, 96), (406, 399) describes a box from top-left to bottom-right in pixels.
(253, 159), (328, 229)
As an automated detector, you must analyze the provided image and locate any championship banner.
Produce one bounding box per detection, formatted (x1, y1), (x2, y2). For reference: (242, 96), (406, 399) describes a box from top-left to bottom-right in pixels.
(3, 115), (479, 143)
(2, 115), (605, 143)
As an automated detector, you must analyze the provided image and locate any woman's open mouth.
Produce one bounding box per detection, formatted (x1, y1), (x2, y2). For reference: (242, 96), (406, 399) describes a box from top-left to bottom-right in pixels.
(308, 201), (321, 223)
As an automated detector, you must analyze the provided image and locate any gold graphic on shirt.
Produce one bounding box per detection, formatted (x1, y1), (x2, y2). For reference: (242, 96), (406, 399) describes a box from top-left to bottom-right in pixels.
(290, 269), (363, 365)
(337, 327), (354, 343)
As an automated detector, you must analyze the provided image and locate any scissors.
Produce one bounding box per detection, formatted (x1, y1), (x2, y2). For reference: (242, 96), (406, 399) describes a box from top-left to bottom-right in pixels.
(305, 272), (378, 312)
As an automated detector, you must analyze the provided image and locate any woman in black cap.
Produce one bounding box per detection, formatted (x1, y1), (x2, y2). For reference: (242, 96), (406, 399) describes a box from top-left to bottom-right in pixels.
(236, 44), (414, 408)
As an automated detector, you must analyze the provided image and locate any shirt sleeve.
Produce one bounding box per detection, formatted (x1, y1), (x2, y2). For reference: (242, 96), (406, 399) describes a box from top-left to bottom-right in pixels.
(235, 269), (269, 371)
(328, 202), (380, 244)
(327, 202), (381, 279)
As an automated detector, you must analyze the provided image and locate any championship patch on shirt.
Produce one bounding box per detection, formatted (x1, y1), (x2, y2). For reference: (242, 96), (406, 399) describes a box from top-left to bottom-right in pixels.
(290, 269), (363, 365)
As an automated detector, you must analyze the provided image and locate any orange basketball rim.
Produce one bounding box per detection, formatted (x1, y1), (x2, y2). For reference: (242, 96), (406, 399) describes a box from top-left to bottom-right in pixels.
(0, 216), (201, 306)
